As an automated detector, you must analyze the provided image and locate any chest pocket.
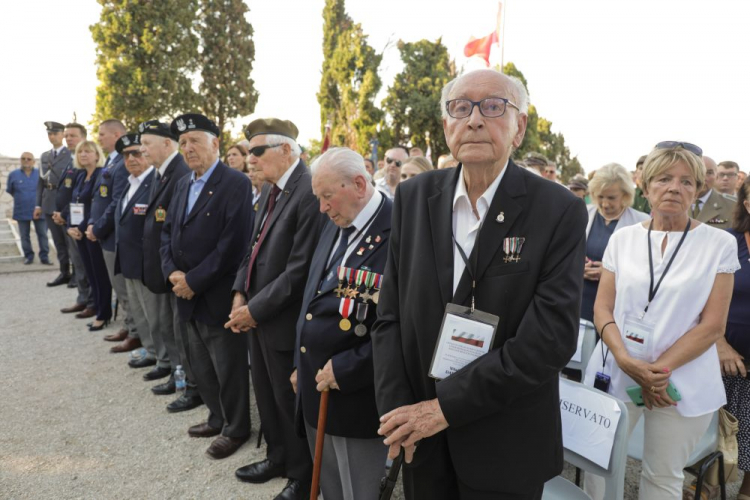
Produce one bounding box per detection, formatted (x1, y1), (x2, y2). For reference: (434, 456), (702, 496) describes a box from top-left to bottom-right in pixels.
(485, 261), (530, 278)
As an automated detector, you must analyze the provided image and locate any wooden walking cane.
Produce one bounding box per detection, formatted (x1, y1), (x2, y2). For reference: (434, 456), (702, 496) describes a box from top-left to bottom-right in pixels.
(310, 378), (330, 500)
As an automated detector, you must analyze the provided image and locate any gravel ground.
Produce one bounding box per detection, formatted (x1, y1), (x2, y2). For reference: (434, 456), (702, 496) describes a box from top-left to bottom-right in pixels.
(0, 266), (742, 499)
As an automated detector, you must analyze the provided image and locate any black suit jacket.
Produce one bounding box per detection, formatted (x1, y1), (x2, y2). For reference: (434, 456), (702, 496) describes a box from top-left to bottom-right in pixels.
(90, 154), (128, 252)
(115, 169), (155, 279)
(232, 160), (327, 351)
(161, 161), (253, 325)
(371, 161), (587, 493)
(294, 195), (392, 439)
(142, 153), (191, 294)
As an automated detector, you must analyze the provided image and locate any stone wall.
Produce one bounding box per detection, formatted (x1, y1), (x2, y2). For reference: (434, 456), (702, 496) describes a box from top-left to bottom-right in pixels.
(1, 157), (40, 219)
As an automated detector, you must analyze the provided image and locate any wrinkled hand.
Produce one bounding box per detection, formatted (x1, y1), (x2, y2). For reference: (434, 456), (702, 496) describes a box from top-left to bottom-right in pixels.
(224, 303), (256, 333)
(67, 227), (82, 240)
(378, 399), (449, 463)
(717, 340), (747, 377)
(52, 211), (65, 225)
(620, 357), (670, 392)
(169, 271), (195, 300)
(33, 207), (42, 220)
(290, 369), (298, 394)
(85, 224), (97, 242)
(315, 360), (339, 392)
(583, 260), (602, 281)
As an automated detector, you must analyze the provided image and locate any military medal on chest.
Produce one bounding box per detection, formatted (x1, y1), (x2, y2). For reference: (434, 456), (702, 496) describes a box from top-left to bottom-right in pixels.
(155, 206), (167, 222)
(338, 296), (354, 331)
(354, 302), (369, 337)
(344, 267), (359, 299)
(370, 273), (383, 304)
(503, 237), (526, 263)
(334, 266), (348, 298)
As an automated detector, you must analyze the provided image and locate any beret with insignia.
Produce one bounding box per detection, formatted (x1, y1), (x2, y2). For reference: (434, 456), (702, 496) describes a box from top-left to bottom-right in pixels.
(115, 133), (141, 154)
(170, 113), (220, 138)
(244, 118), (299, 141)
(44, 121), (65, 132)
(139, 120), (177, 141)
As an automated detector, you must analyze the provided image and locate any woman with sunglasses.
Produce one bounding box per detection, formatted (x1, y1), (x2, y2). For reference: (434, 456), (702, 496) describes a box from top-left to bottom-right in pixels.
(64, 141), (112, 331)
(584, 142), (740, 500)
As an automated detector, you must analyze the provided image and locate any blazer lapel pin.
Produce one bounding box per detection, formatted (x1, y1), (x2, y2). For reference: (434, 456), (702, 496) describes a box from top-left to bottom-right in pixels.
(496, 212), (505, 223)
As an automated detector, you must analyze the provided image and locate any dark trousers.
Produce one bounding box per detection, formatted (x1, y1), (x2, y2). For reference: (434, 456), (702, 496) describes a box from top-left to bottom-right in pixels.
(250, 330), (312, 482)
(403, 433), (544, 500)
(77, 238), (112, 321)
(169, 294), (199, 396)
(45, 213), (68, 274)
(17, 219), (49, 261)
(65, 233), (92, 307)
(186, 319), (250, 438)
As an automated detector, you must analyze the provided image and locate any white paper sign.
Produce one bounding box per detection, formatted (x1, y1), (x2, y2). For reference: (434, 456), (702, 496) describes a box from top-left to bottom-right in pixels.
(559, 380), (622, 469)
(571, 322), (587, 363)
(429, 313), (494, 380)
(70, 203), (84, 226)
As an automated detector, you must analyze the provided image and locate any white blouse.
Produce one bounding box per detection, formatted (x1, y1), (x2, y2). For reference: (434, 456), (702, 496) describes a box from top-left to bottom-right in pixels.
(584, 222), (740, 417)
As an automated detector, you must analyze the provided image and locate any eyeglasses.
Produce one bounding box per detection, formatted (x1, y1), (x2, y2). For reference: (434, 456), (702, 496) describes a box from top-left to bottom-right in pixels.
(445, 97), (520, 119)
(717, 172), (737, 179)
(123, 150), (143, 159)
(249, 144), (283, 157)
(654, 141), (703, 157)
(21, 157), (34, 161)
(385, 157), (402, 167)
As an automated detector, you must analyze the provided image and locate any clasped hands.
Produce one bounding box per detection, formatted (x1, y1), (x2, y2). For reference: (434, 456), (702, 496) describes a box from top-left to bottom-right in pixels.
(67, 227), (83, 240)
(584, 259), (602, 281)
(619, 356), (676, 410)
(169, 271), (195, 300)
(378, 399), (449, 463)
(225, 292), (257, 332)
(52, 211), (66, 226)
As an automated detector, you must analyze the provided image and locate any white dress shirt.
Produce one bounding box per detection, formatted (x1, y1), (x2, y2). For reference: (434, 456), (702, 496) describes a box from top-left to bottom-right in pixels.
(122, 167), (154, 213)
(451, 162), (507, 293)
(327, 190), (384, 267)
(157, 150), (179, 178)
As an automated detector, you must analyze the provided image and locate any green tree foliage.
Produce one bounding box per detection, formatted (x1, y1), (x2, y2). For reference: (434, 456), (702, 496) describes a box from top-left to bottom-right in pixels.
(317, 0), (383, 154)
(197, 0), (259, 153)
(382, 38), (455, 160)
(503, 62), (582, 182)
(90, 0), (199, 130)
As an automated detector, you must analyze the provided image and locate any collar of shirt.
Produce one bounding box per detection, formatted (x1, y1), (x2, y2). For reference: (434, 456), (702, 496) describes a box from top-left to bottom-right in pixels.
(375, 176), (396, 198)
(189, 159), (219, 185)
(452, 161), (508, 217)
(158, 150), (179, 178)
(275, 157), (300, 192)
(106, 150), (119, 166)
(328, 189), (383, 266)
(128, 166), (154, 188)
(53, 145), (66, 155)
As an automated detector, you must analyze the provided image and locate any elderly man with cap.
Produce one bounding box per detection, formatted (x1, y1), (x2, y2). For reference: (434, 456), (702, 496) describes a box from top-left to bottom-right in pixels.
(36, 121), (71, 283)
(160, 113), (253, 459)
(227, 118), (326, 500)
(291, 147), (391, 500)
(112, 133), (165, 375)
(138, 120), (202, 412)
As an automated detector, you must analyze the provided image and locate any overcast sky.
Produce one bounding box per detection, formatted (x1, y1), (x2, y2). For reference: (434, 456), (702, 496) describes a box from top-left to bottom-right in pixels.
(1, 0), (748, 172)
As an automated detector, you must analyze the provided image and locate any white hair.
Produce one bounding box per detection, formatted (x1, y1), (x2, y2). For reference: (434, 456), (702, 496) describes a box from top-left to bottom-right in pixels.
(440, 69), (529, 118)
(311, 147), (371, 182)
(265, 134), (301, 158)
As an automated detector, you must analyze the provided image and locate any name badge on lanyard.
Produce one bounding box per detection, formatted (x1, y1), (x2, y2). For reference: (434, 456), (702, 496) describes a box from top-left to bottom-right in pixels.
(70, 203), (85, 226)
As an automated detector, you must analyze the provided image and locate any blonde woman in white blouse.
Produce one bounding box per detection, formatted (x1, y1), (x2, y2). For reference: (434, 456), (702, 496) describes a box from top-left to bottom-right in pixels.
(584, 142), (740, 500)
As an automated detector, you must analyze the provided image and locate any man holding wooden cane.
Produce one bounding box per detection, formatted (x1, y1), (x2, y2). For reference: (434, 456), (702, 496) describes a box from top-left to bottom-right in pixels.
(292, 147), (391, 500)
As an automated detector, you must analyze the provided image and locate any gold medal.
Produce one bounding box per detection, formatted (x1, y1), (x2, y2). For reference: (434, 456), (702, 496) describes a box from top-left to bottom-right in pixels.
(372, 291), (379, 304)
(155, 207), (167, 222)
(99, 185), (108, 197)
(339, 318), (352, 331)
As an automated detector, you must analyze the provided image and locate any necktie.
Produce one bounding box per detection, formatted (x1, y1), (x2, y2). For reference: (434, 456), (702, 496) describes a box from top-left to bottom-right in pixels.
(155, 170), (162, 182)
(53, 150), (57, 160)
(692, 201), (701, 218)
(245, 185), (282, 290)
(320, 225), (357, 290)
(104, 155), (111, 169)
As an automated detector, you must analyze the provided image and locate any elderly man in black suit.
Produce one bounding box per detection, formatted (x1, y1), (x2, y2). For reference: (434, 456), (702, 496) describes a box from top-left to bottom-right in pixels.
(372, 69), (588, 500)
(160, 113), (253, 460)
(227, 118), (326, 500)
(139, 120), (202, 412)
(292, 147), (390, 500)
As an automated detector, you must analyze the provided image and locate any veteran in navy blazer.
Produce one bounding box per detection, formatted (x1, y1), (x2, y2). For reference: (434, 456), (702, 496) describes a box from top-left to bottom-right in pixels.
(293, 148), (390, 500)
(160, 114), (252, 461)
(373, 70), (587, 500)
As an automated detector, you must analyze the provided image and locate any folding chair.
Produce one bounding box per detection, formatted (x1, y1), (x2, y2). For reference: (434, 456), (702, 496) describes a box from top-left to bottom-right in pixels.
(627, 410), (725, 500)
(566, 319), (597, 373)
(543, 379), (629, 500)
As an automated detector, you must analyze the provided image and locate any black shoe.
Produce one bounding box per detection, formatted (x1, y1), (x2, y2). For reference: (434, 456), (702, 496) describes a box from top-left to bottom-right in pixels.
(128, 356), (156, 369)
(151, 377), (176, 395)
(67, 280), (78, 289)
(143, 366), (171, 381)
(47, 273), (71, 287)
(274, 479), (308, 500)
(167, 393), (204, 413)
(23, 258), (33, 265)
(89, 319), (110, 332)
(40, 260), (53, 266)
(235, 459), (285, 484)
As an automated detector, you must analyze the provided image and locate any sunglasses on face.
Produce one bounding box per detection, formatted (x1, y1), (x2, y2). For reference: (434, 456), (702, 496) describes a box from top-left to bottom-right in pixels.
(249, 144), (283, 157)
(386, 157), (402, 167)
(655, 141), (703, 157)
(123, 150), (143, 159)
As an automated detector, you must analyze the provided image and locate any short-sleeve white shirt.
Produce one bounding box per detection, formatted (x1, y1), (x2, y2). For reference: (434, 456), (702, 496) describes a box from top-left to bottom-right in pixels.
(584, 222), (740, 417)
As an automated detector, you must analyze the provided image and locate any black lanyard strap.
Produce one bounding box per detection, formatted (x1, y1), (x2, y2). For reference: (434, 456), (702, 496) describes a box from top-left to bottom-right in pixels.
(645, 218), (691, 314)
(451, 232), (480, 312)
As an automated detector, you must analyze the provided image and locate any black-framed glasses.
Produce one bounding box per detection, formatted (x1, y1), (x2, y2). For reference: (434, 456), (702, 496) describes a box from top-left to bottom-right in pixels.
(445, 97), (520, 119)
(122, 150), (143, 159)
(655, 141), (703, 157)
(385, 157), (402, 167)
(249, 144), (283, 157)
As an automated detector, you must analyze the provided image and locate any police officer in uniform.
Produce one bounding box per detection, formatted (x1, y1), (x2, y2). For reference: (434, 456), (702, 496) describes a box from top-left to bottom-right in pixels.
(36, 121), (72, 284)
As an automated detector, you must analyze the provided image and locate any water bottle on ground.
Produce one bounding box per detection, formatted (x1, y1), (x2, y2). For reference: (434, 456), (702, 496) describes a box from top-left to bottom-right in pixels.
(129, 347), (147, 361)
(174, 365), (186, 394)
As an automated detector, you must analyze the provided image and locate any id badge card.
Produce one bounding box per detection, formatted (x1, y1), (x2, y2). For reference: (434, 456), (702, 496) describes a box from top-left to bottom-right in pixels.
(622, 315), (655, 361)
(429, 303), (499, 380)
(70, 203), (85, 226)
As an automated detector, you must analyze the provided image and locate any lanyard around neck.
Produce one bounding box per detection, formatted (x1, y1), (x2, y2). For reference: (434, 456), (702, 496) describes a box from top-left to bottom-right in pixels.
(452, 231), (481, 313)
(645, 218), (691, 315)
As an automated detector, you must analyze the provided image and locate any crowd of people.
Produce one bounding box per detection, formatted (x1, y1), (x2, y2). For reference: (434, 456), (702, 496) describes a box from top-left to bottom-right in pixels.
(4, 67), (749, 500)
